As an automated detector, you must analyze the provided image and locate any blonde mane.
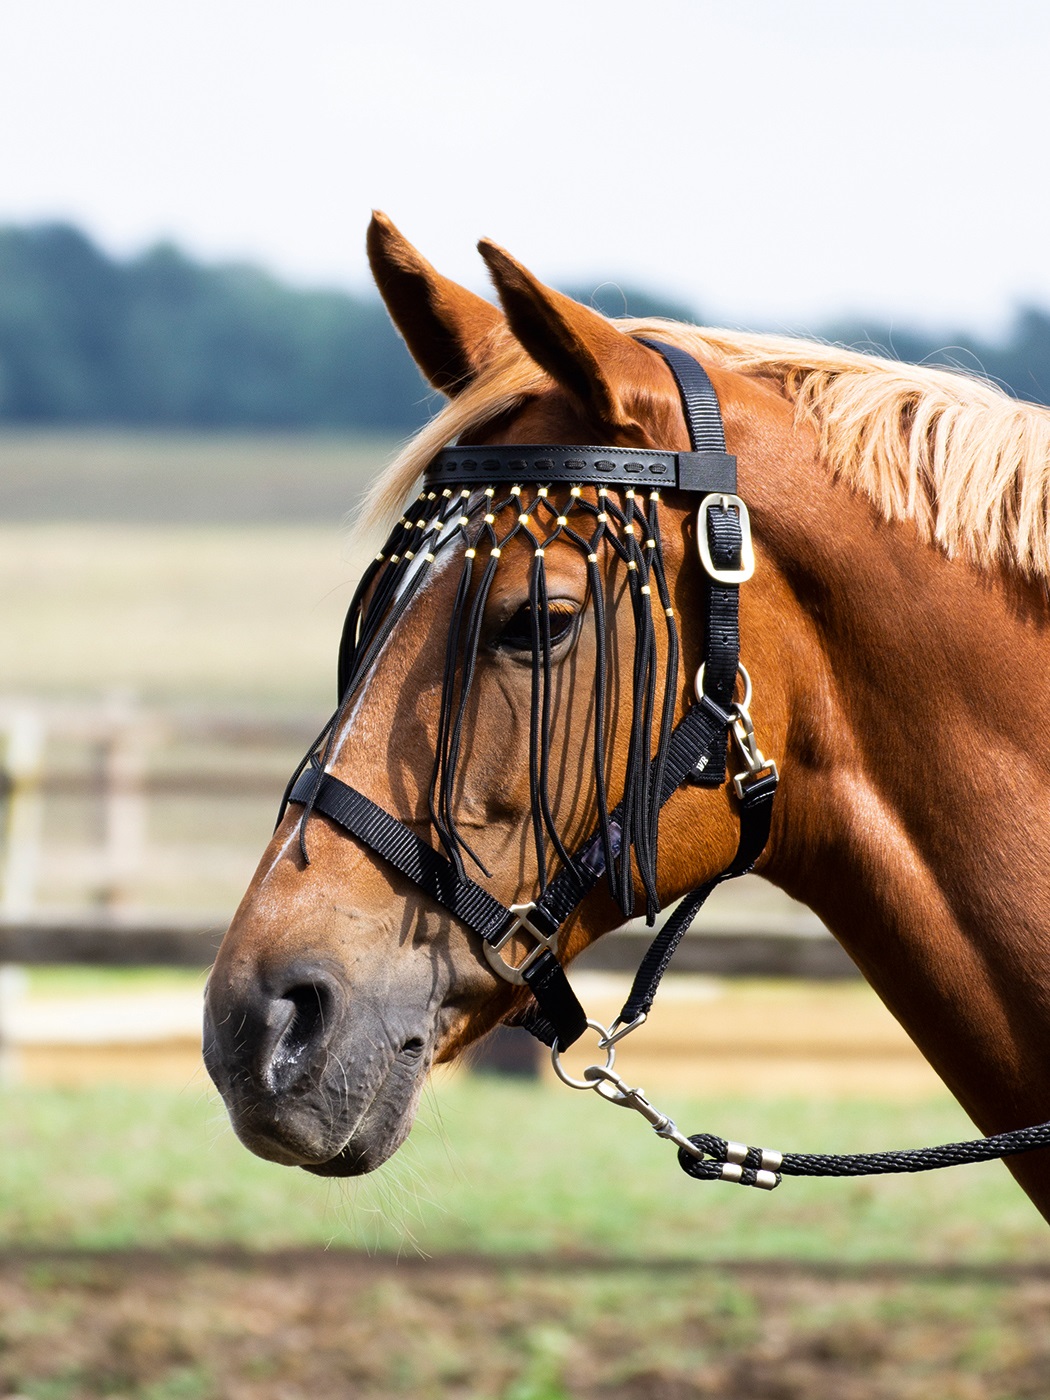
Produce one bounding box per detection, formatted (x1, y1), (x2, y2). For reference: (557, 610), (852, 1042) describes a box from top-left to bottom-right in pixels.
(362, 319), (1050, 580)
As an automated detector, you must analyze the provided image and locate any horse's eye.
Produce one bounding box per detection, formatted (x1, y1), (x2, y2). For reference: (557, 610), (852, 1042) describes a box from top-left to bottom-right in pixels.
(495, 603), (579, 654)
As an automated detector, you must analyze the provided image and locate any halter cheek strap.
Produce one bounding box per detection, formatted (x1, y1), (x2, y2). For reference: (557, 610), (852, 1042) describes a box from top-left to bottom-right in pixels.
(287, 339), (779, 1049)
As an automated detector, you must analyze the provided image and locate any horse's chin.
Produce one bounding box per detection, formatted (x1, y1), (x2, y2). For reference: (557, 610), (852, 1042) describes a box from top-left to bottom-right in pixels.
(215, 1037), (432, 1177)
(302, 1056), (428, 1176)
(301, 1129), (409, 1177)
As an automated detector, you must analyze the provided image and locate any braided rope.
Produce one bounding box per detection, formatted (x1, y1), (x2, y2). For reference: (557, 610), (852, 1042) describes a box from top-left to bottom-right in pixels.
(677, 1121), (1050, 1190)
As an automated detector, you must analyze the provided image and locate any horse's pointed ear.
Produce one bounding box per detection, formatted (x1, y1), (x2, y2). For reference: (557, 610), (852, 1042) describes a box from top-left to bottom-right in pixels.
(477, 239), (658, 435)
(367, 211), (505, 395)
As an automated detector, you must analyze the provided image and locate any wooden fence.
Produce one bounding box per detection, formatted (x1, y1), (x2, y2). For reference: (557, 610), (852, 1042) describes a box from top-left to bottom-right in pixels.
(0, 697), (858, 979)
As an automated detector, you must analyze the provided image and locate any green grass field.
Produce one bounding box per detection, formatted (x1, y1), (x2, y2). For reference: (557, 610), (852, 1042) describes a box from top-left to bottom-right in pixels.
(4, 1080), (1050, 1400)
(4, 1078), (1048, 1264)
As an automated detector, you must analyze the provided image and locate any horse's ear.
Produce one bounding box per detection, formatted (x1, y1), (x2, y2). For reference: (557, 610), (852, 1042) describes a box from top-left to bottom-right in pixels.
(367, 211), (505, 395)
(478, 239), (658, 436)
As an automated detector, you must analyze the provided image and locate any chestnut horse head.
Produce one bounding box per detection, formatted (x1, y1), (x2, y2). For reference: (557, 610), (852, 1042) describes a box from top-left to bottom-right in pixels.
(206, 214), (1050, 1219)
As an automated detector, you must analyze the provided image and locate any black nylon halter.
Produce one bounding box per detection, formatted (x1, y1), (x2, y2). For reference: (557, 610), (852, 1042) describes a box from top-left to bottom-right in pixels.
(286, 339), (777, 1050)
(280, 333), (1050, 1192)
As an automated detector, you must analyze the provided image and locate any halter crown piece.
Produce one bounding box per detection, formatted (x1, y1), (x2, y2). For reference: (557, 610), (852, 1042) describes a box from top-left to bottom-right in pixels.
(282, 338), (1050, 1191)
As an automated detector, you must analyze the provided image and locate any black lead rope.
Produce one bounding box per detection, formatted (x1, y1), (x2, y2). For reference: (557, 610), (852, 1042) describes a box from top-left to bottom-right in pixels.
(675, 1122), (1050, 1191)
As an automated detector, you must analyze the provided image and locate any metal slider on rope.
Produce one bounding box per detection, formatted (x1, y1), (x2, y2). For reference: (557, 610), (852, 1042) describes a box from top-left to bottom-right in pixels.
(676, 1135), (784, 1190)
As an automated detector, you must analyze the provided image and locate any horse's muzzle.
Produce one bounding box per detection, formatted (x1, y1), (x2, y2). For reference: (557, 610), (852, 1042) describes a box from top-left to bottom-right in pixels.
(202, 954), (432, 1174)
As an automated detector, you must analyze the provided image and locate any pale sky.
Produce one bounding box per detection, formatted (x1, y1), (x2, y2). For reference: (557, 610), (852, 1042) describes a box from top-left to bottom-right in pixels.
(2, 0), (1049, 335)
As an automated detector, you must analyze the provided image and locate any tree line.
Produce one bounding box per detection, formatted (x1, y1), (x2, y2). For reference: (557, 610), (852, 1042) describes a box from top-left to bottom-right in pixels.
(2, 222), (1049, 430)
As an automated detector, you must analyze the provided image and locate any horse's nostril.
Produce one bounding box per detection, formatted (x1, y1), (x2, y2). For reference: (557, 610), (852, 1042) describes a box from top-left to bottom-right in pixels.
(267, 979), (336, 1086)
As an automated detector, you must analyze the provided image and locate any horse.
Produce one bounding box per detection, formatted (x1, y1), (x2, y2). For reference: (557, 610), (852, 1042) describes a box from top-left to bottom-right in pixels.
(204, 211), (1050, 1221)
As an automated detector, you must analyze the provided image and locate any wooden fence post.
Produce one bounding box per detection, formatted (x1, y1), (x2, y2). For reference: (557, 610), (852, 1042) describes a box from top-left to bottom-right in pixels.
(97, 692), (149, 910)
(0, 707), (45, 917)
(0, 708), (44, 1083)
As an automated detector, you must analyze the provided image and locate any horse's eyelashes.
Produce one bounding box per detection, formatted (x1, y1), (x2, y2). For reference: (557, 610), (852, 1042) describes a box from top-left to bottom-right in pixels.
(495, 603), (578, 655)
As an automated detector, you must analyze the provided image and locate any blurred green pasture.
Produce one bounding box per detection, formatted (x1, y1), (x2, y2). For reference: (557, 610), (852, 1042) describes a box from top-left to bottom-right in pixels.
(3, 1077), (1048, 1265)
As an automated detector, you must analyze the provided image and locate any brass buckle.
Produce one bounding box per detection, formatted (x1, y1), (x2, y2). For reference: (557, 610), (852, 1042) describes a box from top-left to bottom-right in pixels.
(483, 902), (559, 986)
(697, 494), (755, 585)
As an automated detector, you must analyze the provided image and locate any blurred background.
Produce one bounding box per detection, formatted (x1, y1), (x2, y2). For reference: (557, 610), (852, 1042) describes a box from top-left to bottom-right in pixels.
(3, 3), (1050, 1398)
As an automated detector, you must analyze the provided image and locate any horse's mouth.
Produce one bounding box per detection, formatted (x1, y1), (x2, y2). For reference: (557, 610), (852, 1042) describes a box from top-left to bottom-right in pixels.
(300, 1037), (430, 1177)
(215, 1031), (432, 1177)
(302, 1141), (386, 1177)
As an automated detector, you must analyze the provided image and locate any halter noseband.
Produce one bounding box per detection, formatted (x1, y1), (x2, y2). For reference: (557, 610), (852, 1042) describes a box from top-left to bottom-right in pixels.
(284, 339), (779, 1051)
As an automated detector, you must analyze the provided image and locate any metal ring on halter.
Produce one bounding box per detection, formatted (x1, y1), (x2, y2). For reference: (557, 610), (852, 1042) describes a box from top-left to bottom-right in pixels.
(694, 661), (752, 710)
(551, 1019), (616, 1090)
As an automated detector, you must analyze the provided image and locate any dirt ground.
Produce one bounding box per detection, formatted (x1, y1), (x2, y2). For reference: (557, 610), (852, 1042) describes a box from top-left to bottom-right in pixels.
(2, 1248), (1049, 1400)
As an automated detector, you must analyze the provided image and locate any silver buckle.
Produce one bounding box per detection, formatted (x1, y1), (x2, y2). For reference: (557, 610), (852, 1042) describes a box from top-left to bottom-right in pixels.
(697, 494), (755, 585)
(483, 902), (559, 986)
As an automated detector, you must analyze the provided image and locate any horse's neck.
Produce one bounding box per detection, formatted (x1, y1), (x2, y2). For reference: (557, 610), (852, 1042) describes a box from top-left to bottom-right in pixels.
(754, 470), (1050, 1214)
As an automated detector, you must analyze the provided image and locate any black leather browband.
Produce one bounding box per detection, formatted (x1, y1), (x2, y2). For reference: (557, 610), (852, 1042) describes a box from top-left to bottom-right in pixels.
(425, 445), (737, 493)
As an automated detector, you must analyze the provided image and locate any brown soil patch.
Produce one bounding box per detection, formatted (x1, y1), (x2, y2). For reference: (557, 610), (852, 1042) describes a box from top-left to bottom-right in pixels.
(2, 1249), (1049, 1400)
